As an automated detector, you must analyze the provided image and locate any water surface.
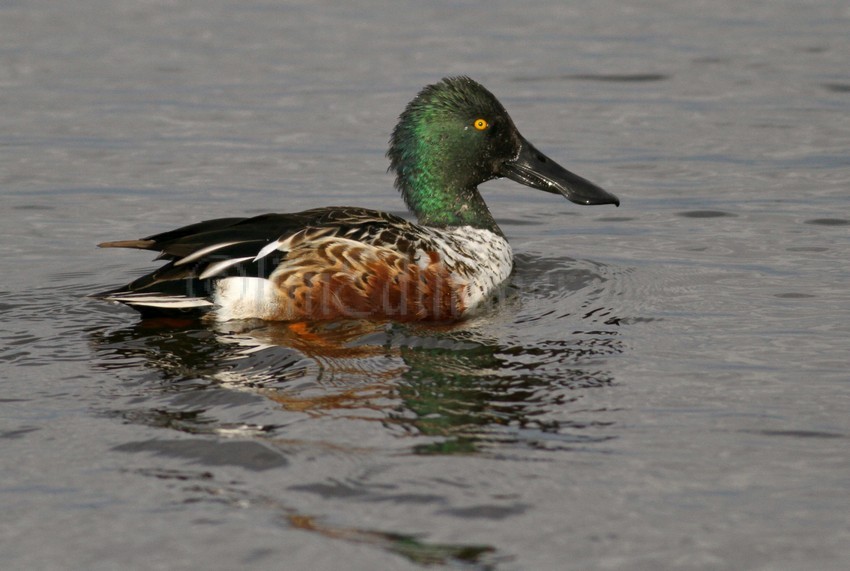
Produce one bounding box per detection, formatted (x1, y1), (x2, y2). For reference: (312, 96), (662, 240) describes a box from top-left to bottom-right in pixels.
(2, 1), (850, 570)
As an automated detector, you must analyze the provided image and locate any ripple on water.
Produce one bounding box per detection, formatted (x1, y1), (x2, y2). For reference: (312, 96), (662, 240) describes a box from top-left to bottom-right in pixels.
(113, 438), (288, 471)
(821, 83), (850, 93)
(513, 73), (670, 83)
(804, 218), (849, 226)
(676, 210), (736, 218)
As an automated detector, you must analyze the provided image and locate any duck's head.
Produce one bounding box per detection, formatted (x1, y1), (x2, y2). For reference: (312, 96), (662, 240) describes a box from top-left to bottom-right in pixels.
(387, 76), (619, 230)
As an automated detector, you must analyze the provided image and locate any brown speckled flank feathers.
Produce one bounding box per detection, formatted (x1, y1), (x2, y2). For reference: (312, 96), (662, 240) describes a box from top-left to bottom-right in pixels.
(94, 77), (617, 322)
(268, 230), (463, 321)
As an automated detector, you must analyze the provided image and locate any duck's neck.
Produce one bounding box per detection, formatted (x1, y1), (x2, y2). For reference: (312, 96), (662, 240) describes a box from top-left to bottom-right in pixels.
(398, 172), (503, 235)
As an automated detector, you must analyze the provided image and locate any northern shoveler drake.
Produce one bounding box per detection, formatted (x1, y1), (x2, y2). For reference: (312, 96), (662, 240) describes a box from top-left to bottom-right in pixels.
(94, 76), (619, 322)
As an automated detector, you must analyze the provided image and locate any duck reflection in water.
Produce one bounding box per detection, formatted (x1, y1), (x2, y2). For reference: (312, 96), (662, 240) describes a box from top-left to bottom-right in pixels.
(91, 313), (622, 453)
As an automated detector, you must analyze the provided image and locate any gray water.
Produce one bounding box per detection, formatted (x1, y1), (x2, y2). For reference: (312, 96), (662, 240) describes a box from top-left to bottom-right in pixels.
(2, 1), (849, 569)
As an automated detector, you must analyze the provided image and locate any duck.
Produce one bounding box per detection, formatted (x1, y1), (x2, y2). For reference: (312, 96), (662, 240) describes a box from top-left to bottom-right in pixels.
(94, 76), (619, 322)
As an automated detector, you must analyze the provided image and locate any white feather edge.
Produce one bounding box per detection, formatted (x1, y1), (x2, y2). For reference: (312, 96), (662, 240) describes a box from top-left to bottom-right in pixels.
(175, 241), (245, 266)
(252, 238), (285, 262)
(198, 256), (254, 280)
(103, 294), (214, 308)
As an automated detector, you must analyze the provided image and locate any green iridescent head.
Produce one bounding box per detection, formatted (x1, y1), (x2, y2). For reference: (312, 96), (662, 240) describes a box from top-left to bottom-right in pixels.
(387, 76), (619, 231)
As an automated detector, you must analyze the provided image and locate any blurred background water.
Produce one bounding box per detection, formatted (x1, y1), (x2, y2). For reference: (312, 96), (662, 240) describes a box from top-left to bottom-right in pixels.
(1, 1), (849, 569)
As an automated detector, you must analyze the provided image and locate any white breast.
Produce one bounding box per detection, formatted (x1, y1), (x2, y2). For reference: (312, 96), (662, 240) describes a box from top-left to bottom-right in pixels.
(428, 226), (513, 311)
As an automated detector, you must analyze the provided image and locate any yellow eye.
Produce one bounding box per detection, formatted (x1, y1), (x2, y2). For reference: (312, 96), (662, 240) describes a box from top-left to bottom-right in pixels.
(473, 118), (489, 131)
